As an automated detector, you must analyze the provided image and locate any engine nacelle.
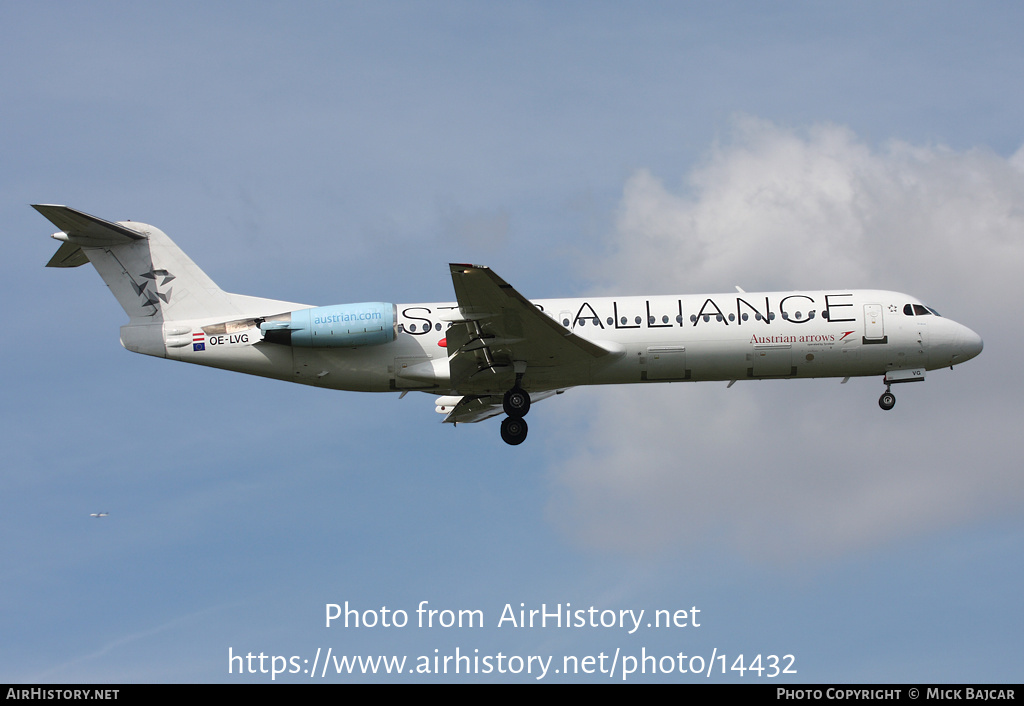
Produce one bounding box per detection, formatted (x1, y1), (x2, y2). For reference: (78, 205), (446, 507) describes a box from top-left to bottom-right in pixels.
(260, 302), (396, 348)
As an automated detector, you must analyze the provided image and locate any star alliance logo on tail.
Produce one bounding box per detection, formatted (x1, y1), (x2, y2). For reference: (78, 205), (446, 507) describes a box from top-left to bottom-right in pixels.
(130, 268), (175, 311)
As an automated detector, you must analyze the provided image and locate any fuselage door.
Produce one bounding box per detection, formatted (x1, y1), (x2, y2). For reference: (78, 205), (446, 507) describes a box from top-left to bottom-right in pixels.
(863, 304), (887, 343)
(647, 346), (688, 380)
(751, 344), (793, 377)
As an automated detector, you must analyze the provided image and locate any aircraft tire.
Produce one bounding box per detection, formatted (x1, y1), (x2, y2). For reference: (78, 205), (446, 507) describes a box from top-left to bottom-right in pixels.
(878, 391), (896, 410)
(500, 416), (529, 445)
(503, 387), (531, 417)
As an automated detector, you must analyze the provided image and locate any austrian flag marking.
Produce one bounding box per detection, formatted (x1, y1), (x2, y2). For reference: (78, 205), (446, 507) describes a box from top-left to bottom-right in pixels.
(193, 332), (205, 352)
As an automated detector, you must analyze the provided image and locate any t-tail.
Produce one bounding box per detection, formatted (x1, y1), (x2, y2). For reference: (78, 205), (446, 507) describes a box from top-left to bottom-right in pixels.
(35, 205), (301, 358)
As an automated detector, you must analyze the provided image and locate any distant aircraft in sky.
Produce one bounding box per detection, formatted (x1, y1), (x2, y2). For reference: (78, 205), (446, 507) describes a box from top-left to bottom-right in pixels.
(90, 512), (109, 518)
(36, 205), (983, 445)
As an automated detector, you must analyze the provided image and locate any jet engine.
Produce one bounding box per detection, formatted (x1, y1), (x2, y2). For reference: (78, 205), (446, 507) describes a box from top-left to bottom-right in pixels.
(259, 302), (396, 347)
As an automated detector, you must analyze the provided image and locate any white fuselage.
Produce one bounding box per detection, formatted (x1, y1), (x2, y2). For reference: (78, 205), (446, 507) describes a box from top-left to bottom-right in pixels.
(154, 289), (982, 396)
(35, 206), (984, 443)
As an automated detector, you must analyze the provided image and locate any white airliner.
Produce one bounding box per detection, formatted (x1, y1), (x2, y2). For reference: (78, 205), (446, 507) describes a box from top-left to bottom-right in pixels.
(36, 205), (983, 445)
(90, 512), (109, 518)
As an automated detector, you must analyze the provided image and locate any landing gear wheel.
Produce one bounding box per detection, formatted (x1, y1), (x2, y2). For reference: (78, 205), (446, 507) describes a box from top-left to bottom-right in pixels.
(500, 416), (529, 445)
(879, 391), (896, 411)
(503, 387), (531, 417)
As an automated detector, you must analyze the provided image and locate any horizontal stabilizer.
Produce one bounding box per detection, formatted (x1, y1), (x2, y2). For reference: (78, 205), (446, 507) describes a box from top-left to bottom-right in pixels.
(45, 240), (90, 268)
(35, 204), (148, 269)
(33, 204), (147, 243)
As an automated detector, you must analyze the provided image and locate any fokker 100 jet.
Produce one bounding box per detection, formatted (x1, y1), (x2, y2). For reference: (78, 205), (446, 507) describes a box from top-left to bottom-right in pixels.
(36, 205), (983, 445)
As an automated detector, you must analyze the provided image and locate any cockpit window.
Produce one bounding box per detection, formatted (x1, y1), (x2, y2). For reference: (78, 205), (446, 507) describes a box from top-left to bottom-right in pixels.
(905, 303), (941, 317)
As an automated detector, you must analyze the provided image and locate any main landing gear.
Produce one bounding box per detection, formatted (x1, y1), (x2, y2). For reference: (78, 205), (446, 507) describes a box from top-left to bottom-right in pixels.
(500, 382), (531, 445)
(500, 414), (528, 445)
(503, 386), (531, 417)
(878, 385), (896, 411)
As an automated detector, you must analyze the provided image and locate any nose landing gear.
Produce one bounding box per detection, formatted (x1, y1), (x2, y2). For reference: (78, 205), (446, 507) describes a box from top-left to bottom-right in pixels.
(879, 386), (896, 410)
(878, 369), (925, 410)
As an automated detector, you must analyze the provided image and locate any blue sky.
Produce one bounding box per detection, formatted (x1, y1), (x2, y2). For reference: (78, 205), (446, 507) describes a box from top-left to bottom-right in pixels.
(2, 2), (1022, 683)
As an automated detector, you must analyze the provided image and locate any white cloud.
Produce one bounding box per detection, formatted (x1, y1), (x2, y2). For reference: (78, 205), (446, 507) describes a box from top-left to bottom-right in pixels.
(597, 117), (1024, 301)
(548, 118), (1024, 562)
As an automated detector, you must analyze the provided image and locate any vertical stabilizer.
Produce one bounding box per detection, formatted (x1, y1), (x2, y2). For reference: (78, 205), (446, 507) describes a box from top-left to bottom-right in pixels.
(35, 205), (239, 323)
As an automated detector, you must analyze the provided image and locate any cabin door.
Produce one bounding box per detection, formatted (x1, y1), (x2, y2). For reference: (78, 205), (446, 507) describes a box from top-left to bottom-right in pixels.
(863, 304), (886, 343)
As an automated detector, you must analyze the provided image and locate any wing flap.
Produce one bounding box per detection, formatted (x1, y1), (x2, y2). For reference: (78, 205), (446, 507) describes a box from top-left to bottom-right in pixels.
(437, 395), (506, 424)
(436, 389), (566, 424)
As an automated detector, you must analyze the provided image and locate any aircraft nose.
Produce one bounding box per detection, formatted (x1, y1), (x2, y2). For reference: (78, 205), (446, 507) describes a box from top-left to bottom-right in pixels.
(956, 326), (984, 364)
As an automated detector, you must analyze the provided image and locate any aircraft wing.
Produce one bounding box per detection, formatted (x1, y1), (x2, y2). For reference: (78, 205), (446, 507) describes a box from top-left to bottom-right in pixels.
(445, 264), (620, 394)
(437, 390), (566, 424)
